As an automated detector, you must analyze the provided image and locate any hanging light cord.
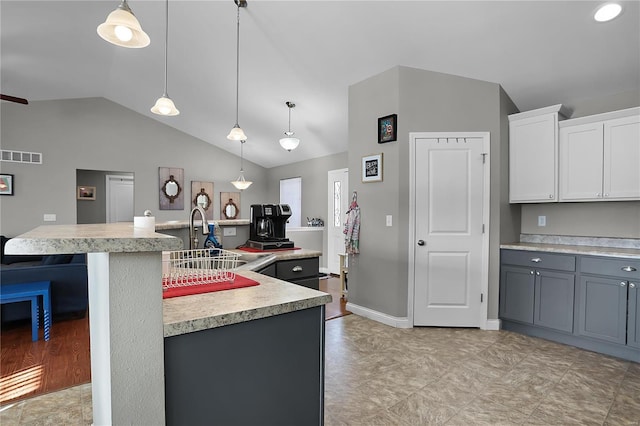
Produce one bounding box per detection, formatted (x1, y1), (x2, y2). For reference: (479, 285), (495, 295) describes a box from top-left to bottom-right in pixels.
(162, 0), (169, 97)
(287, 106), (292, 133)
(234, 4), (241, 126)
(240, 140), (245, 171)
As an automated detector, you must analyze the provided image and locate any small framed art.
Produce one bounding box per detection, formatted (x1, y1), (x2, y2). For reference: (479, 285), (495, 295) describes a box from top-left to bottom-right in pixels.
(362, 153), (383, 183)
(77, 186), (96, 200)
(0, 174), (14, 195)
(378, 114), (397, 143)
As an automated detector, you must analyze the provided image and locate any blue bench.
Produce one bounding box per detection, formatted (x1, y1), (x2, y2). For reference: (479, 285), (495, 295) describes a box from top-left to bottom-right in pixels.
(0, 281), (51, 341)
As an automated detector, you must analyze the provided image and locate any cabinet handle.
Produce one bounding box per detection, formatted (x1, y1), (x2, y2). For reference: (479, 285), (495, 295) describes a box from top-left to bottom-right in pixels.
(604, 193), (609, 197)
(536, 271), (540, 276)
(622, 266), (637, 272)
(292, 266), (303, 272)
(548, 194), (553, 199)
(530, 270), (534, 275)
(630, 283), (636, 289)
(531, 258), (541, 263)
(596, 193), (602, 197)
(620, 282), (627, 287)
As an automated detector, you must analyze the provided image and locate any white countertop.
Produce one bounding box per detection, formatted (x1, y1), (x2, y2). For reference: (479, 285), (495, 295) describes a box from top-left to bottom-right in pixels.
(163, 270), (331, 337)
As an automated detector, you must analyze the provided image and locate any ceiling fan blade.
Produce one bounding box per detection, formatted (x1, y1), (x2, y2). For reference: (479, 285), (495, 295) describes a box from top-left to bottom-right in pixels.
(0, 94), (29, 105)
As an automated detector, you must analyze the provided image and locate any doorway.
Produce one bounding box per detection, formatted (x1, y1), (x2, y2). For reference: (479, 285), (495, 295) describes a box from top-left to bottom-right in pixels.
(327, 168), (349, 275)
(76, 170), (134, 224)
(409, 133), (490, 328)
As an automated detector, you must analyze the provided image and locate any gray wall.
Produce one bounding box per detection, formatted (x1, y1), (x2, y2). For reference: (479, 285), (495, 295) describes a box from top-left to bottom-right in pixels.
(347, 66), (518, 320)
(520, 89), (640, 239)
(0, 97), (269, 238)
(266, 152), (348, 269)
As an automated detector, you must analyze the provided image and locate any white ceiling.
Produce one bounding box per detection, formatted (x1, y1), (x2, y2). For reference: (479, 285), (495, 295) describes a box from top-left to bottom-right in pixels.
(1, 1), (639, 168)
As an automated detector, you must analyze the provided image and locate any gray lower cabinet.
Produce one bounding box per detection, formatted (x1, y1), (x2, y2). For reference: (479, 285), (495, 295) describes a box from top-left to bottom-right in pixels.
(258, 257), (320, 290)
(577, 275), (627, 344)
(501, 249), (640, 362)
(500, 250), (575, 333)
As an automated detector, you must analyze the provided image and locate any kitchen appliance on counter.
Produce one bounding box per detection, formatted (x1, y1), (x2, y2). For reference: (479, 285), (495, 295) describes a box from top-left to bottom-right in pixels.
(248, 204), (295, 250)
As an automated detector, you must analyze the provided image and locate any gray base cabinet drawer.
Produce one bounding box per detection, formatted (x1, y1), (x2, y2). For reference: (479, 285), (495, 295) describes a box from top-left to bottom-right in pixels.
(276, 257), (319, 281)
(502, 250), (576, 272)
(580, 257), (640, 280)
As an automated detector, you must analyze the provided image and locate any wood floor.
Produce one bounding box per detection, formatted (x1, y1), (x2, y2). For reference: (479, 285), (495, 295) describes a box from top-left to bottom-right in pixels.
(0, 275), (349, 405)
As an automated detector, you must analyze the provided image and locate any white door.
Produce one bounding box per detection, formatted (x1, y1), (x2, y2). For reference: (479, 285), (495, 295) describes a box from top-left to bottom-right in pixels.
(106, 175), (134, 223)
(411, 134), (489, 327)
(327, 168), (348, 275)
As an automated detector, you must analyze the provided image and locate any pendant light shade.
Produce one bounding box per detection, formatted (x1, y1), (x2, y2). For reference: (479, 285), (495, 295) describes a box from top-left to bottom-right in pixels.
(151, 0), (179, 116)
(279, 101), (300, 151)
(227, 1), (248, 141)
(97, 0), (150, 48)
(231, 140), (252, 190)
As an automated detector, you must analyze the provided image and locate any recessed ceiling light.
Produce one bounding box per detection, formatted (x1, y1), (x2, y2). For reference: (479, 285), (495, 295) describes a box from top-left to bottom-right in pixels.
(594, 3), (622, 22)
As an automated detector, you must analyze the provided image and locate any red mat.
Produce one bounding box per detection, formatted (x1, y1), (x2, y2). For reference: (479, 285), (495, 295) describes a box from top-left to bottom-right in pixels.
(162, 275), (260, 299)
(239, 246), (300, 253)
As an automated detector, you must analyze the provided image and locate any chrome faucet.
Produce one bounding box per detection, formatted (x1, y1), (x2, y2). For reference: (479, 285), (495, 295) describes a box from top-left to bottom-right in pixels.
(189, 206), (209, 250)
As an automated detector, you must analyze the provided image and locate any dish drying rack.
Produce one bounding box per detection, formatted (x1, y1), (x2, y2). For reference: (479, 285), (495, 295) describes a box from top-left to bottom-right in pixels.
(162, 249), (240, 291)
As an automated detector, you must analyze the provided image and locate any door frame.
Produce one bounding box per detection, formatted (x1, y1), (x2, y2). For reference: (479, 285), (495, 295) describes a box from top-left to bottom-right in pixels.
(327, 168), (349, 275)
(407, 132), (491, 329)
(105, 174), (134, 223)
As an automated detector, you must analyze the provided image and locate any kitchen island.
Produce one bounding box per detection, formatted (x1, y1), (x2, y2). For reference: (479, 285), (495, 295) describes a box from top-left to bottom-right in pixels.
(164, 270), (331, 424)
(5, 224), (331, 425)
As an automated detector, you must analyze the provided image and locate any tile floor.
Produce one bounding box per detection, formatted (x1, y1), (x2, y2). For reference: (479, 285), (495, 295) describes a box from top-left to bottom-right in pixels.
(2, 314), (639, 425)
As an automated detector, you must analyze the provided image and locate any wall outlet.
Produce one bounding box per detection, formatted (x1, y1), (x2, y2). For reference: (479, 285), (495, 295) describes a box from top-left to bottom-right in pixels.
(44, 213), (57, 222)
(538, 215), (546, 227)
(386, 215), (392, 227)
(223, 227), (237, 237)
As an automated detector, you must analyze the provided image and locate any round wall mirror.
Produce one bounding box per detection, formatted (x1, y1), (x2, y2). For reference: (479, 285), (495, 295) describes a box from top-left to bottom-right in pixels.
(162, 175), (182, 204)
(223, 198), (239, 219)
(194, 188), (211, 210)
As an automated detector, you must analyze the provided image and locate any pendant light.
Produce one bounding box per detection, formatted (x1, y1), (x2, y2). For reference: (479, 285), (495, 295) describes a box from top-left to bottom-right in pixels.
(151, 0), (179, 116)
(231, 140), (252, 190)
(227, 0), (248, 141)
(279, 101), (301, 151)
(97, 0), (150, 48)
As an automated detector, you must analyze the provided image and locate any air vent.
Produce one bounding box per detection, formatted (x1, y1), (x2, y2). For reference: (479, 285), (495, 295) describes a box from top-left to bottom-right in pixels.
(0, 150), (42, 164)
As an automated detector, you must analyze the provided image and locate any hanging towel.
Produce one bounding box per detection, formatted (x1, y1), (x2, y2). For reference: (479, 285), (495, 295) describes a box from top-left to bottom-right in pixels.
(344, 203), (360, 254)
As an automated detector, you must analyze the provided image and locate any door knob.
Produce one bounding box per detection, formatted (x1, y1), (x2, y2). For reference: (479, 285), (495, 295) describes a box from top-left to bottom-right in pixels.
(417, 240), (425, 246)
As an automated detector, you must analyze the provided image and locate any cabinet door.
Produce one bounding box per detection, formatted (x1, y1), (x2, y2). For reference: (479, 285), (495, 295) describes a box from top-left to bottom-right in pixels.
(578, 275), (627, 344)
(500, 265), (535, 324)
(534, 270), (575, 333)
(509, 113), (558, 203)
(628, 283), (639, 349)
(604, 114), (640, 200)
(559, 122), (604, 201)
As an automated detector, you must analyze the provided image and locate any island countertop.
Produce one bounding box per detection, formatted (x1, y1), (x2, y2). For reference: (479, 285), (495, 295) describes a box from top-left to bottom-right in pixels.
(4, 223), (182, 254)
(163, 270), (332, 337)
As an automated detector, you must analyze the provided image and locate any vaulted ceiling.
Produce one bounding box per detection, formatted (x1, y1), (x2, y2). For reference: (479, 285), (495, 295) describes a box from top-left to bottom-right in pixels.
(1, 1), (638, 168)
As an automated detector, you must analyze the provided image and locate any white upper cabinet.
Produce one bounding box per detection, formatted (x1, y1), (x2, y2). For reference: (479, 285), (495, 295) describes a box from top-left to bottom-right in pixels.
(509, 105), (570, 203)
(559, 108), (640, 202)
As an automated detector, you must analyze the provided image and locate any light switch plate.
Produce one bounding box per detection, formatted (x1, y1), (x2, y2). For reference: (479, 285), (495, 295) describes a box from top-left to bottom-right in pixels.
(44, 214), (56, 222)
(538, 215), (546, 227)
(223, 227), (237, 236)
(386, 215), (392, 227)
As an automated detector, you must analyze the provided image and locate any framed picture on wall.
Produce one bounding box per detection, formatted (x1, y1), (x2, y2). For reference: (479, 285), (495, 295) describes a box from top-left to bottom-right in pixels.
(0, 174), (14, 195)
(378, 114), (397, 143)
(77, 185), (96, 200)
(362, 153), (383, 183)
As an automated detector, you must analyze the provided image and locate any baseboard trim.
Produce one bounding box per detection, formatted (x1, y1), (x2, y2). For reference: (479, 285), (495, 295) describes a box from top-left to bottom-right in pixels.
(484, 319), (501, 331)
(345, 303), (412, 329)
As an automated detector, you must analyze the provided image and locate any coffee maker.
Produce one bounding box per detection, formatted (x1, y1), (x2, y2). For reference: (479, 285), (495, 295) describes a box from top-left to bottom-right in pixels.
(248, 204), (295, 250)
